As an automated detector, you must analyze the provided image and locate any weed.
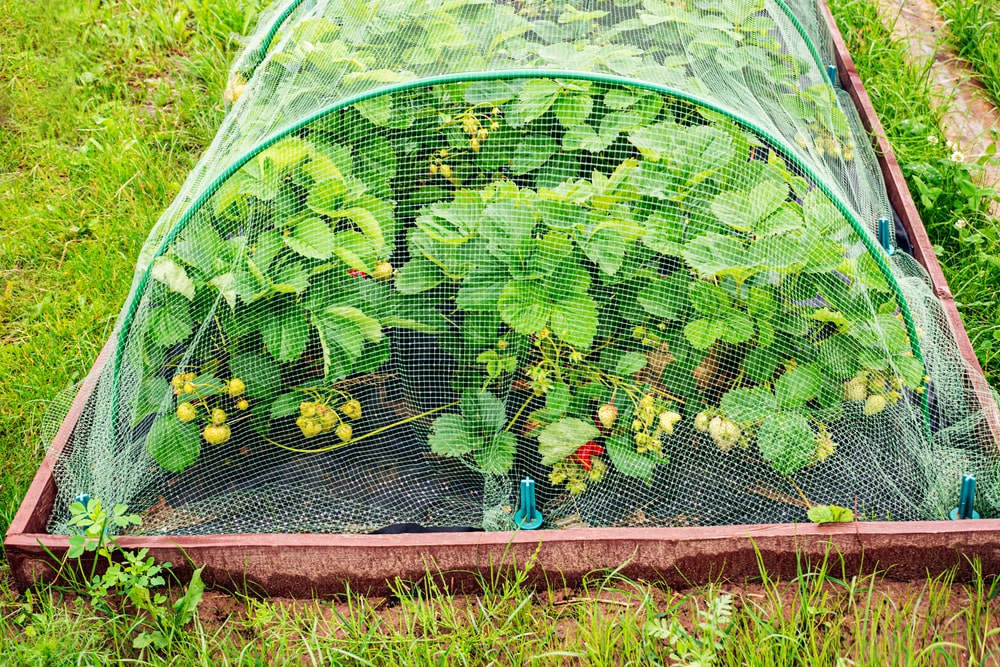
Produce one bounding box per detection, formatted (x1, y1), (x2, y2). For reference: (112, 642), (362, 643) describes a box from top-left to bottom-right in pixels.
(646, 586), (733, 666)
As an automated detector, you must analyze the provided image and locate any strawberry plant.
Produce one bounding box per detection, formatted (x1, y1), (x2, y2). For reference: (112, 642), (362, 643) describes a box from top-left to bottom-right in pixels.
(131, 72), (924, 510)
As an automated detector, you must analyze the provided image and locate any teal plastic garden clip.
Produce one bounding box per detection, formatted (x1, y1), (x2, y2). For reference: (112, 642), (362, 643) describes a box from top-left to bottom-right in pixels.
(514, 477), (543, 530)
(949, 474), (980, 520)
(877, 217), (895, 255)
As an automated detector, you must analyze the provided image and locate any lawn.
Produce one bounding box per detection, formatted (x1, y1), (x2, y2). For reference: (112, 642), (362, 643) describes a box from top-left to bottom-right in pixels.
(2, 0), (1000, 663)
(938, 0), (1000, 110)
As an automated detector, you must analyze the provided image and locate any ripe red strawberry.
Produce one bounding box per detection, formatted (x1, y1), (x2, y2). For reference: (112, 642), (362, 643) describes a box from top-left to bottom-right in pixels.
(572, 441), (605, 472)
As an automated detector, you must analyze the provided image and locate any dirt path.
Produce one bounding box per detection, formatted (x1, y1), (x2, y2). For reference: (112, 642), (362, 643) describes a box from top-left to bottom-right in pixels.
(875, 0), (1000, 209)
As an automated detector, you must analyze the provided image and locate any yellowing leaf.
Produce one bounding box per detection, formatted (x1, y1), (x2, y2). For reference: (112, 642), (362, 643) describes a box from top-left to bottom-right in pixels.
(209, 273), (236, 310)
(151, 257), (195, 300)
(807, 505), (855, 524)
(536, 417), (599, 466)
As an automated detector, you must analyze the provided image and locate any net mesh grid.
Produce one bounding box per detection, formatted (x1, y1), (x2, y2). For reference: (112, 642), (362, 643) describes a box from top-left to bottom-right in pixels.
(45, 0), (1000, 535)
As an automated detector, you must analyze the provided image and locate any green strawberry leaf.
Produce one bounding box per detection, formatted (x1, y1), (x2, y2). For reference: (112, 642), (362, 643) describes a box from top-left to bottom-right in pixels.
(428, 414), (473, 458)
(606, 435), (658, 484)
(536, 417), (600, 466)
(476, 431), (516, 474)
(807, 505), (855, 524)
(284, 216), (336, 260)
(146, 416), (200, 473)
(757, 412), (814, 474)
(775, 363), (823, 409)
(721, 385), (776, 424)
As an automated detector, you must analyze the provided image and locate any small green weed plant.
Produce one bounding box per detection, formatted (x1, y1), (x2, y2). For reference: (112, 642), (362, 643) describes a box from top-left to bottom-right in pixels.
(646, 587), (734, 666)
(54, 498), (205, 651)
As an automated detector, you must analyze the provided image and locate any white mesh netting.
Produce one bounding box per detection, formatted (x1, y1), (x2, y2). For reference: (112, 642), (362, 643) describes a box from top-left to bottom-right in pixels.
(46, 0), (1000, 535)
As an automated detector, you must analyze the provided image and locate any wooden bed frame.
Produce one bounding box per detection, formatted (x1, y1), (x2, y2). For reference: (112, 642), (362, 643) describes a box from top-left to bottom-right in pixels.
(6, 1), (1000, 596)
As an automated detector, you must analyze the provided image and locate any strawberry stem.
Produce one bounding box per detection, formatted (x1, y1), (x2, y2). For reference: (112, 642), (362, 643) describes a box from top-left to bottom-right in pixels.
(265, 400), (459, 454)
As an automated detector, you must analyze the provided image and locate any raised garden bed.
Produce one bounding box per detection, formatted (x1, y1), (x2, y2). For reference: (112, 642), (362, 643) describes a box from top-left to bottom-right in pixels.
(6, 0), (1000, 596)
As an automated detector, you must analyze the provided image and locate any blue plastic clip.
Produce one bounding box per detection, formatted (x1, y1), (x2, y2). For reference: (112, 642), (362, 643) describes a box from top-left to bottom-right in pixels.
(514, 477), (543, 529)
(827, 65), (839, 86)
(74, 493), (90, 508)
(949, 474), (980, 520)
(877, 217), (895, 255)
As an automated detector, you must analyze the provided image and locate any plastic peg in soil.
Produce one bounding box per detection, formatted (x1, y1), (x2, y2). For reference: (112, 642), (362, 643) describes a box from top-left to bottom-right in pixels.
(877, 217), (895, 255)
(827, 65), (839, 86)
(74, 494), (90, 508)
(514, 477), (543, 529)
(949, 474), (980, 520)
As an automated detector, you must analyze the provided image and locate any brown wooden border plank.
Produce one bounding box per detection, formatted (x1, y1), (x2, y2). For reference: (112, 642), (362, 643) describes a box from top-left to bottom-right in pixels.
(8, 519), (1000, 596)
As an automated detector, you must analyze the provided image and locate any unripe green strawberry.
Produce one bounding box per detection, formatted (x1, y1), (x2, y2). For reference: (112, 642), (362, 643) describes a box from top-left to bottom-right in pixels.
(336, 423), (353, 443)
(588, 457), (606, 482)
(203, 424), (231, 445)
(183, 382), (195, 394)
(176, 402), (197, 423)
(340, 399), (362, 420)
(816, 438), (836, 462)
(709, 416), (740, 451)
(300, 401), (317, 418)
(226, 377), (246, 397)
(597, 404), (618, 430)
(317, 406), (338, 432)
(211, 408), (227, 425)
(658, 411), (682, 434)
(372, 261), (393, 281)
(843, 377), (867, 402)
(296, 416), (323, 438)
(236, 399), (250, 411)
(863, 394), (887, 416)
(693, 411), (711, 433)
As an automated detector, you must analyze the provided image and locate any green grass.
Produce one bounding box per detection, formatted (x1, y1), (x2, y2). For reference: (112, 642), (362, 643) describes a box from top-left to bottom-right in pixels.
(0, 0), (261, 528)
(831, 0), (1000, 387)
(937, 0), (1000, 110)
(3, 0), (1000, 663)
(3, 550), (1000, 665)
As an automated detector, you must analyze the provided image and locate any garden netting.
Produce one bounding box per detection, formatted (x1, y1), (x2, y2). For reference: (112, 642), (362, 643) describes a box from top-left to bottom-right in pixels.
(46, 0), (1000, 535)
